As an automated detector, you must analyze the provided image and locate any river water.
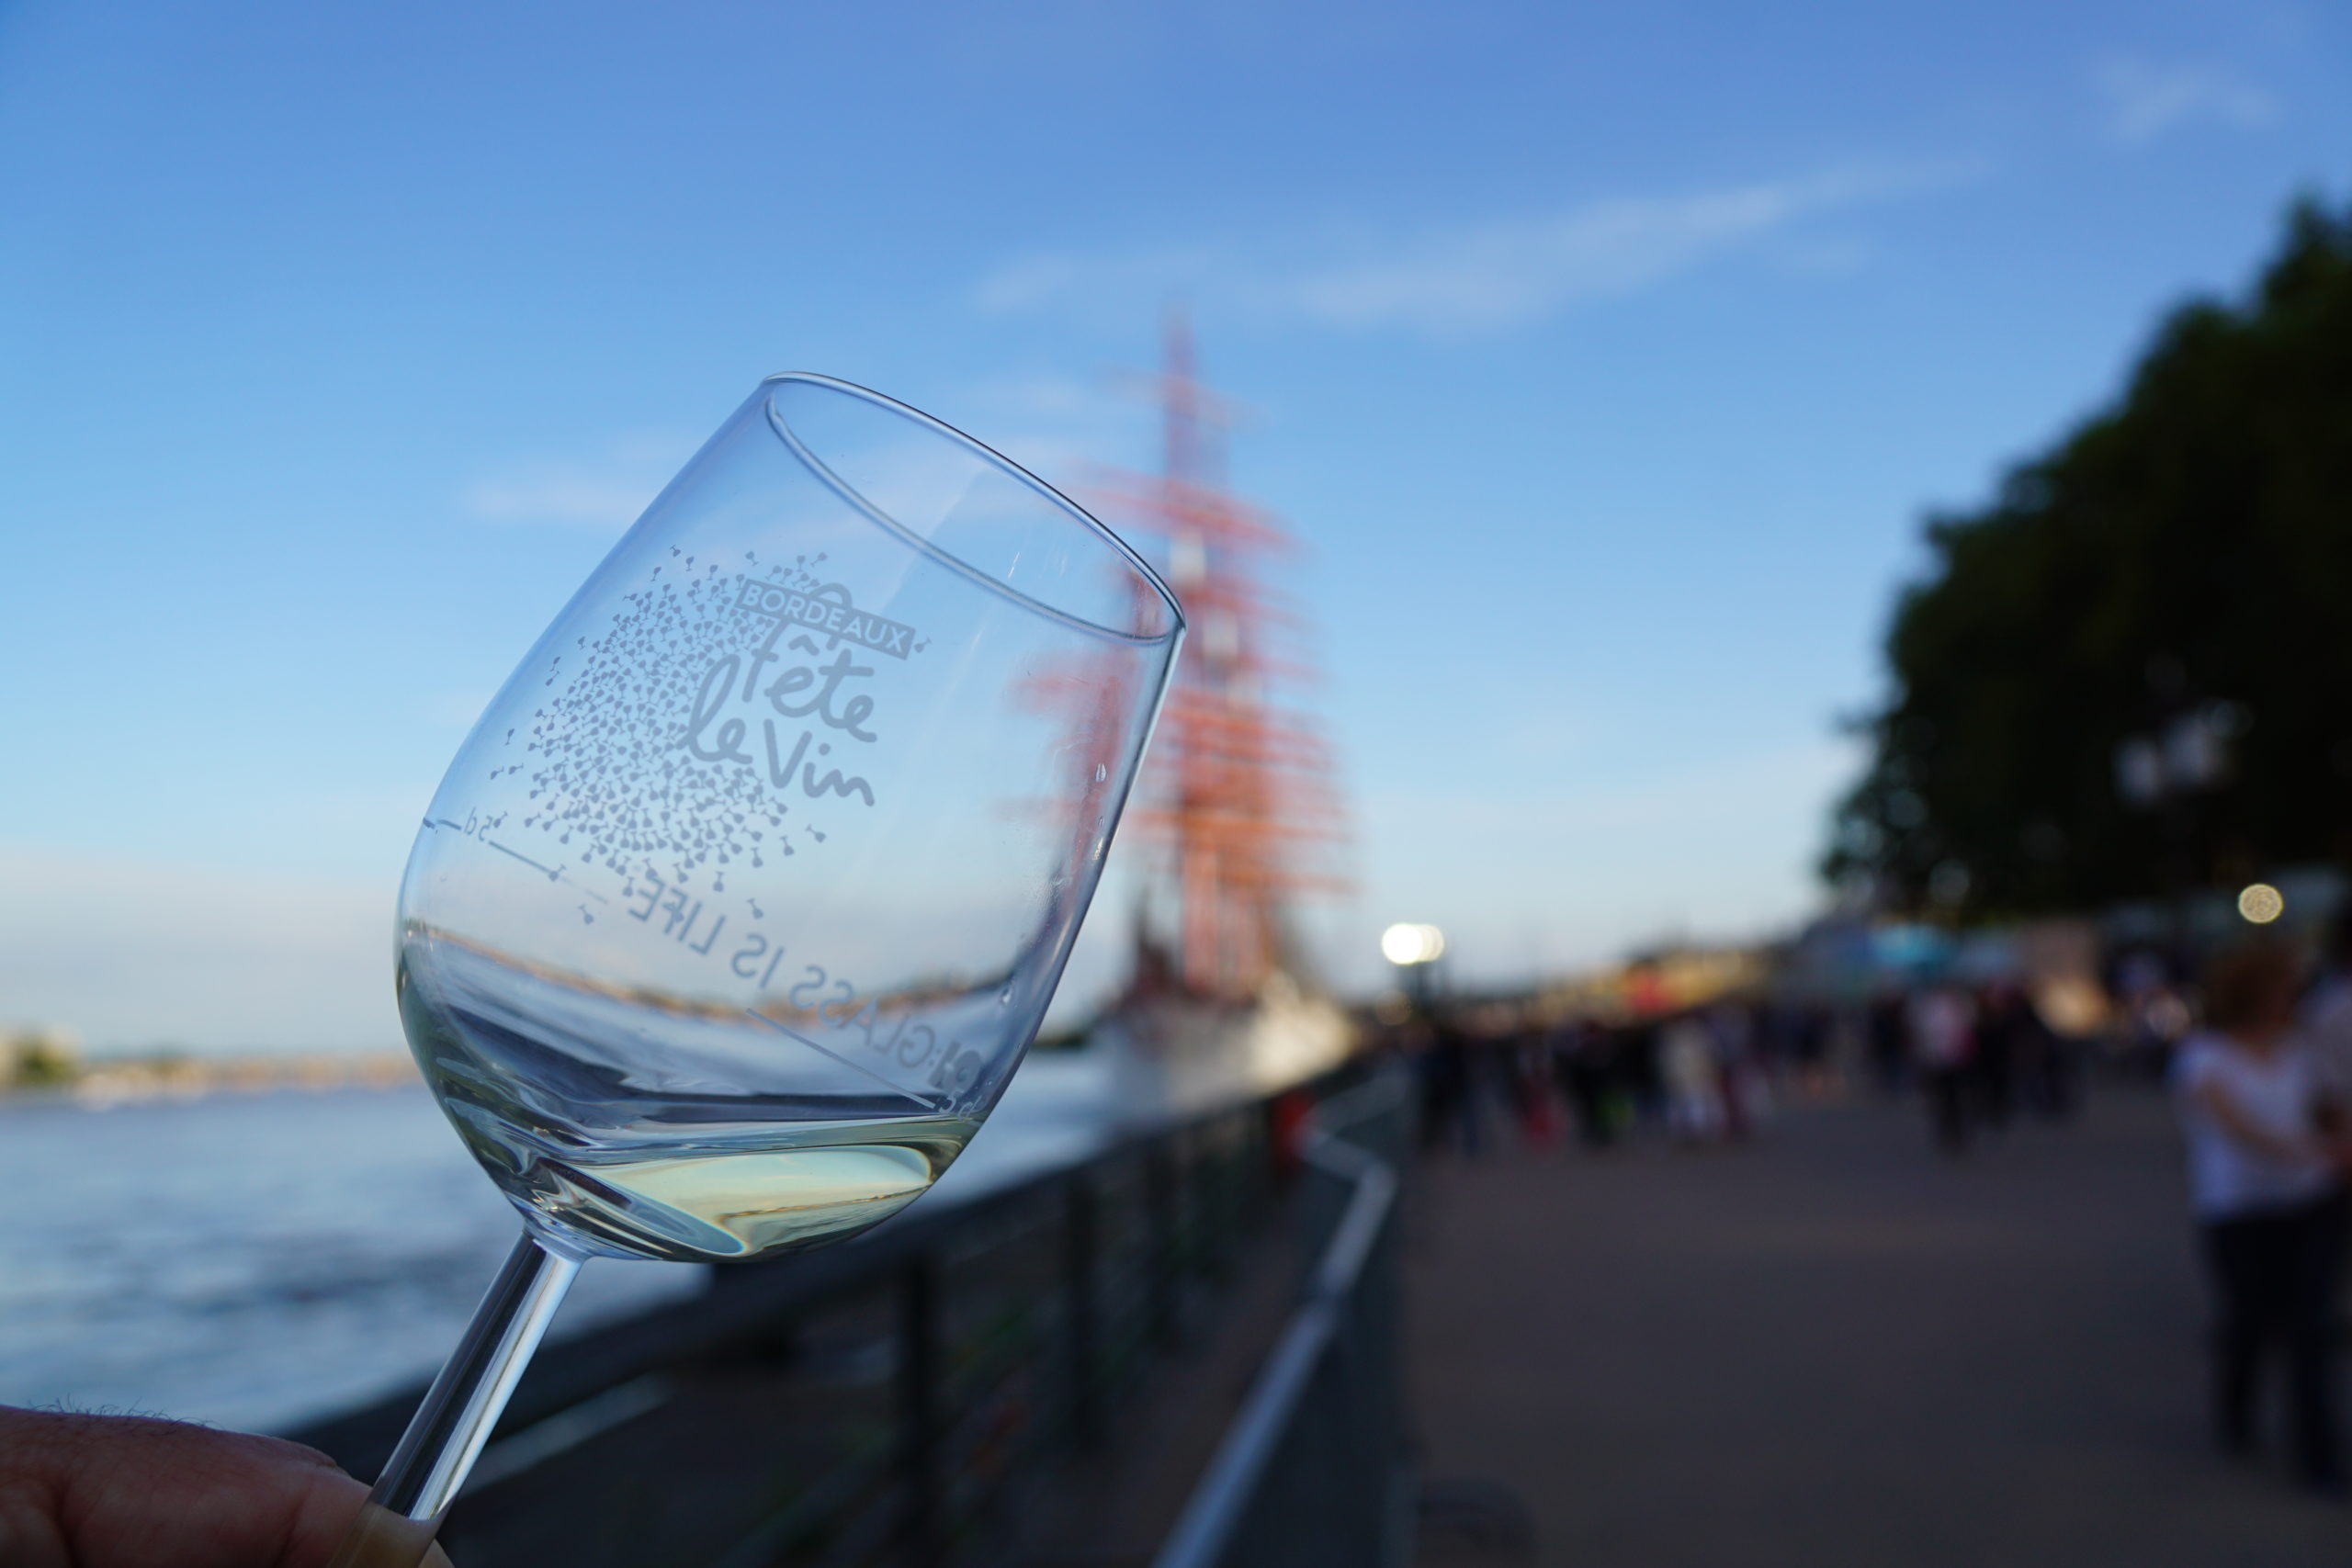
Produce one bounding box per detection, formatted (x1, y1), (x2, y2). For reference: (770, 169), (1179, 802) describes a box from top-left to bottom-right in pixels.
(0, 1052), (1119, 1435)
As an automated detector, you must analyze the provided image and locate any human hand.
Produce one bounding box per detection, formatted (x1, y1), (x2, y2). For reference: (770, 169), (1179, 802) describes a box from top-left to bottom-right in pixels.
(0, 1406), (453, 1567)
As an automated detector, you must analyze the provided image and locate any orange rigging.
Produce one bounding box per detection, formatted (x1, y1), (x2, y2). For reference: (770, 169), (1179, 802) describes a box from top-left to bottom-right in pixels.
(1091, 308), (1351, 998)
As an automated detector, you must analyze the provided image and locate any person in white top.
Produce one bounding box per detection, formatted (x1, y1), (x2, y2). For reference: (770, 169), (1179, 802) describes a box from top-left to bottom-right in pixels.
(2297, 908), (2352, 1101)
(1659, 1013), (1724, 1142)
(2173, 939), (2351, 1492)
(1908, 984), (1975, 1154)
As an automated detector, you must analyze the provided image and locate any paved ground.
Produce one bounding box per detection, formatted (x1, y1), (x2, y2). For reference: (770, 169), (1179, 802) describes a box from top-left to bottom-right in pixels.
(1405, 1088), (2351, 1567)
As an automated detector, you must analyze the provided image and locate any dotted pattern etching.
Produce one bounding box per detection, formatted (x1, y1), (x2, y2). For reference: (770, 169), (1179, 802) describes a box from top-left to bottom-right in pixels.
(505, 549), (831, 891)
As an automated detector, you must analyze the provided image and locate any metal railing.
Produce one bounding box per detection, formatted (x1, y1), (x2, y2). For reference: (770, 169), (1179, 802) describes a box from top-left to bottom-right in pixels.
(288, 1066), (1374, 1568)
(1150, 1070), (1413, 1568)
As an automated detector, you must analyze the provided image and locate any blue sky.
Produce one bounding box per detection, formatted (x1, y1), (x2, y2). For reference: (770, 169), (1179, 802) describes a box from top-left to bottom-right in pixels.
(1, 0), (2345, 1048)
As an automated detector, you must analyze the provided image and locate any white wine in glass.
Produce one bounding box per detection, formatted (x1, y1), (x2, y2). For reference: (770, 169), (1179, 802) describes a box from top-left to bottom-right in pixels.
(328, 374), (1182, 1566)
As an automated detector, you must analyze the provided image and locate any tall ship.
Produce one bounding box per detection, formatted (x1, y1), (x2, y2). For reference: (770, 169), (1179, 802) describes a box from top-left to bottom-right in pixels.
(1083, 310), (1357, 1113)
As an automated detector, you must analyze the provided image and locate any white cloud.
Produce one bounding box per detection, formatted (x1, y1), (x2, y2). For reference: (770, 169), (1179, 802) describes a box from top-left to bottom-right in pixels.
(1286, 165), (1960, 333)
(0, 843), (398, 1052)
(1344, 734), (1864, 989)
(948, 371), (1148, 492)
(2096, 57), (2279, 146)
(461, 431), (700, 530)
(974, 245), (1219, 319)
(974, 159), (1979, 338)
(967, 371), (1101, 421)
(974, 254), (1088, 314)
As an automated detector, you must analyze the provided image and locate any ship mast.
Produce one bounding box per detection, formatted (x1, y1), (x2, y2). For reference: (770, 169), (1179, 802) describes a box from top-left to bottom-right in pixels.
(1092, 308), (1349, 999)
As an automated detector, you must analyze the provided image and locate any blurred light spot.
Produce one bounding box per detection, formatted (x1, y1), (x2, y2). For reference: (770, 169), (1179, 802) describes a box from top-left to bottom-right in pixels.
(2238, 883), (2284, 924)
(1382, 922), (1445, 965)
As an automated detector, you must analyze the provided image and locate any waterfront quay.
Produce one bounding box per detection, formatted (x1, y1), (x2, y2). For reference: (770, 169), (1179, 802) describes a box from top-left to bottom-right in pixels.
(287, 1072), (1405, 1568)
(1408, 1087), (2349, 1567)
(243, 1062), (2352, 1561)
(264, 1071), (2352, 1567)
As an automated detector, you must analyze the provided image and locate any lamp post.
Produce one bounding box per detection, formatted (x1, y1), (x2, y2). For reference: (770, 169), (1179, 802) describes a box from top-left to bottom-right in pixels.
(1381, 922), (1446, 1015)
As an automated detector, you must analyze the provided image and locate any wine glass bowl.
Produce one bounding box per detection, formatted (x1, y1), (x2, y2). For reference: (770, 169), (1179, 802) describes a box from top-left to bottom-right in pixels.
(396, 374), (1182, 1265)
(328, 374), (1178, 1568)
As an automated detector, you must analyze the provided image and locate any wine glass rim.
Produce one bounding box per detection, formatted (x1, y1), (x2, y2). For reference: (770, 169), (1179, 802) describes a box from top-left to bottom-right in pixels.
(760, 371), (1183, 646)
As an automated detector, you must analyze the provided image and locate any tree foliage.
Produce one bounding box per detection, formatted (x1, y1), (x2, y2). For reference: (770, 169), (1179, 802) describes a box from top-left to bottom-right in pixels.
(1827, 197), (2352, 916)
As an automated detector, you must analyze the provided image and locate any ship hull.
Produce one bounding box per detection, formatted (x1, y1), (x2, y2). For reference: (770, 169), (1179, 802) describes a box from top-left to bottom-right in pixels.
(1093, 976), (1356, 1121)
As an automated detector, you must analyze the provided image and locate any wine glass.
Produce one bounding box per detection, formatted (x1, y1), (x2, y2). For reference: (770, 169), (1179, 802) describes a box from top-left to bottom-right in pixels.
(329, 374), (1183, 1566)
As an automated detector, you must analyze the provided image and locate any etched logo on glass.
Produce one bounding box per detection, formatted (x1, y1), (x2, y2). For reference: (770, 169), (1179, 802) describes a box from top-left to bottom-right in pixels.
(511, 552), (922, 888)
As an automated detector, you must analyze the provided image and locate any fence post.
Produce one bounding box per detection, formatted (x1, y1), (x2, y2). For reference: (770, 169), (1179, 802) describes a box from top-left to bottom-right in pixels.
(1063, 1173), (1102, 1442)
(1202, 1111), (1239, 1280)
(1146, 1140), (1181, 1348)
(898, 1256), (942, 1568)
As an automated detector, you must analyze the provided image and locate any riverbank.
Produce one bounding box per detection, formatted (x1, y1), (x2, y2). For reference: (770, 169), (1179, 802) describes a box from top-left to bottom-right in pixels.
(2, 1047), (420, 1109)
(0, 1052), (1128, 1434)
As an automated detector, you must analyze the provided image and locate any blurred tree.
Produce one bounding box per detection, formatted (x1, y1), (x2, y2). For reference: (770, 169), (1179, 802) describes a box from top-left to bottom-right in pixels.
(6, 1031), (80, 1090)
(1827, 197), (2352, 917)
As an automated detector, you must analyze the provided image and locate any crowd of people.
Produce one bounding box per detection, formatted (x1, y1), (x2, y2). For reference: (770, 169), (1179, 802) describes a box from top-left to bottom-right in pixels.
(1404, 977), (2087, 1161)
(1408, 995), (1833, 1156)
(1396, 919), (2352, 1501)
(1866, 976), (2083, 1155)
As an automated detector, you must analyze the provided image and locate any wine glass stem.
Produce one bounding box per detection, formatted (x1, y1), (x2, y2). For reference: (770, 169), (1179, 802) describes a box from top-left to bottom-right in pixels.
(325, 1230), (582, 1568)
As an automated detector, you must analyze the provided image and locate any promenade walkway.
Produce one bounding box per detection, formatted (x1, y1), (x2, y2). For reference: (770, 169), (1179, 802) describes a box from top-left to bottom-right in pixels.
(1406, 1089), (2349, 1567)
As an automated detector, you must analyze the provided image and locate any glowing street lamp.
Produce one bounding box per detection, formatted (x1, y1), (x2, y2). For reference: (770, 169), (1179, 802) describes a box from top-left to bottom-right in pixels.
(1382, 922), (1446, 1011)
(1381, 923), (1445, 965)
